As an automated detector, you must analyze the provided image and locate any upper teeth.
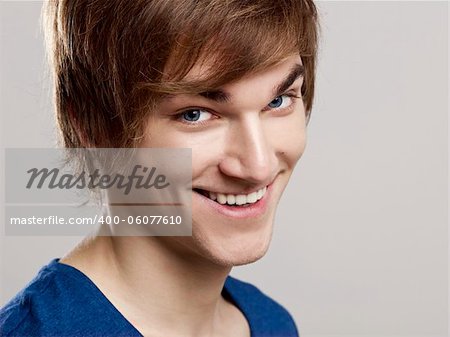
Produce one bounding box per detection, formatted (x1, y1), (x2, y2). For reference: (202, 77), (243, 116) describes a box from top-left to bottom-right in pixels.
(208, 187), (267, 205)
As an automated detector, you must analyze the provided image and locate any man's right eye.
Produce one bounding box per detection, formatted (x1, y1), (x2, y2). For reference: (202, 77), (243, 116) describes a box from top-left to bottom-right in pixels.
(177, 109), (213, 125)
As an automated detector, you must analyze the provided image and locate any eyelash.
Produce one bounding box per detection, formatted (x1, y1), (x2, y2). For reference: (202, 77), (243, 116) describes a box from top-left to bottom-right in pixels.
(175, 92), (301, 127)
(262, 93), (301, 112)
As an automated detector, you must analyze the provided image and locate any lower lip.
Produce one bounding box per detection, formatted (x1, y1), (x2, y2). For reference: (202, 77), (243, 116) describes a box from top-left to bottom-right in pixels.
(193, 184), (272, 219)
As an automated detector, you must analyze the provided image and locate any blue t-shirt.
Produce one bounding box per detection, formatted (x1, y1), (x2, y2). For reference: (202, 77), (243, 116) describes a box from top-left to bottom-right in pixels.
(1, 258), (299, 337)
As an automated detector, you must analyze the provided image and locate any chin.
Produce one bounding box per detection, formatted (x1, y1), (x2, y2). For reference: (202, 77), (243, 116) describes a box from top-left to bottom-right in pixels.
(189, 216), (275, 267)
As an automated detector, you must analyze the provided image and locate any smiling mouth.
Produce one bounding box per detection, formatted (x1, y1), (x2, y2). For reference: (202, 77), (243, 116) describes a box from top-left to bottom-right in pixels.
(193, 186), (267, 207)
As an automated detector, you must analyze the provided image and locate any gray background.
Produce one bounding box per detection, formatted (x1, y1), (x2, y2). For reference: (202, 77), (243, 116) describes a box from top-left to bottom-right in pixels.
(0, 1), (448, 336)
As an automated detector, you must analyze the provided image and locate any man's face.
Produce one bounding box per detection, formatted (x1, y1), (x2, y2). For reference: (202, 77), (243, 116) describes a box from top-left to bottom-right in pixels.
(142, 54), (306, 266)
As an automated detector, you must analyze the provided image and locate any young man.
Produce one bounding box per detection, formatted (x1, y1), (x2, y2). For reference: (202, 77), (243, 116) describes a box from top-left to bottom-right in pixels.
(1, 0), (319, 336)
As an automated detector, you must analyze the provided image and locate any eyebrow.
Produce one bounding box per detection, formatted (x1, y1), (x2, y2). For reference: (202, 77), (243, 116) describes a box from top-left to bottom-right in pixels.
(198, 90), (230, 103)
(273, 63), (304, 97)
(176, 63), (305, 104)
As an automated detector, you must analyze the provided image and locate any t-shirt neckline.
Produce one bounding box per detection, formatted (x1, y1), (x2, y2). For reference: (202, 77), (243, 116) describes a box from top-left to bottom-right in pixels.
(46, 257), (252, 336)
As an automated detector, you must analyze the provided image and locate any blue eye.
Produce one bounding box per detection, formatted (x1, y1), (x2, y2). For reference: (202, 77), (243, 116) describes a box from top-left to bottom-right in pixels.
(268, 96), (284, 108)
(179, 109), (213, 124)
(182, 110), (201, 122)
(265, 94), (300, 111)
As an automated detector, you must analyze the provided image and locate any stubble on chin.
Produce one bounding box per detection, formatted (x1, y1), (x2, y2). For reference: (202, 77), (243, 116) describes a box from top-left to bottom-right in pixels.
(184, 220), (275, 268)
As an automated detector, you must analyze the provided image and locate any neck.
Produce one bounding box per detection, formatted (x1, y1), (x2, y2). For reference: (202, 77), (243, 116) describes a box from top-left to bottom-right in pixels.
(61, 234), (236, 337)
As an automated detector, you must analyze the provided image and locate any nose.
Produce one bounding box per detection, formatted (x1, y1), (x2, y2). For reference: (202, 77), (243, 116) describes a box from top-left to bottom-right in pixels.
(218, 116), (277, 184)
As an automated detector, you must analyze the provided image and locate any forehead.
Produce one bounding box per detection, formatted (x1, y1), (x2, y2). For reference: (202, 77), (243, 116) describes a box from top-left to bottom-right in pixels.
(185, 53), (302, 81)
(182, 54), (304, 101)
(220, 54), (303, 92)
(155, 54), (304, 114)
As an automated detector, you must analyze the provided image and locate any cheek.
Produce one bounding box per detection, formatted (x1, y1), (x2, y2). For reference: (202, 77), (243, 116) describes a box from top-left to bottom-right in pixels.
(143, 118), (221, 178)
(190, 137), (223, 177)
(268, 112), (307, 167)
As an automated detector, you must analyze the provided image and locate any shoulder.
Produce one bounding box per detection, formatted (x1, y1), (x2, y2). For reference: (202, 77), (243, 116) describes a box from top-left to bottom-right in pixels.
(0, 262), (58, 337)
(224, 276), (299, 337)
(0, 258), (140, 337)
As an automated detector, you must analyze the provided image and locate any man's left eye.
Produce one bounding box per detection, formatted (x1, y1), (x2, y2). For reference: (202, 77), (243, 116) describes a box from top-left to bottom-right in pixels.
(178, 109), (213, 124)
(267, 95), (290, 109)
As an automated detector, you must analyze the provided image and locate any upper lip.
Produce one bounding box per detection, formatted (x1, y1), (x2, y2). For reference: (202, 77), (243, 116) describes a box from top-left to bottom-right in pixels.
(193, 182), (273, 196)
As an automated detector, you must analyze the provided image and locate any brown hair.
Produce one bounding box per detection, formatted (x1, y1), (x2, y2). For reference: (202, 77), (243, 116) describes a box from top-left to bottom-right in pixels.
(43, 0), (320, 149)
